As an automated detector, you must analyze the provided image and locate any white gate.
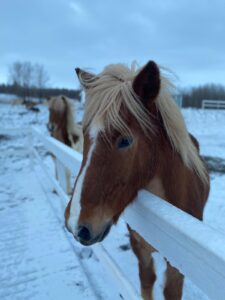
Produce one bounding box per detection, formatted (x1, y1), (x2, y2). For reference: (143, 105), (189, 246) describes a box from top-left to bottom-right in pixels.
(202, 99), (225, 109)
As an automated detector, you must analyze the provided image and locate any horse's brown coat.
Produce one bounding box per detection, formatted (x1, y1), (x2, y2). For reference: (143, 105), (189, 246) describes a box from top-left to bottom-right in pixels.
(65, 62), (210, 299)
(48, 95), (83, 194)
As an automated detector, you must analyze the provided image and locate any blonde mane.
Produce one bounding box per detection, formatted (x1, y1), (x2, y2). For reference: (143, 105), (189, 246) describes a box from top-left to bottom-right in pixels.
(63, 96), (78, 135)
(79, 64), (208, 184)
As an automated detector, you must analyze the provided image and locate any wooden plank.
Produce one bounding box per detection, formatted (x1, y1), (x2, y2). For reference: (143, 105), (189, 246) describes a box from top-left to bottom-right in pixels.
(123, 190), (225, 300)
(55, 158), (68, 193)
(32, 148), (69, 206)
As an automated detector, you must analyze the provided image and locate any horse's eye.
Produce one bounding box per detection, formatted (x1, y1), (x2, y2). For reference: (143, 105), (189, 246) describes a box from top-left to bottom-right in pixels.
(117, 137), (133, 149)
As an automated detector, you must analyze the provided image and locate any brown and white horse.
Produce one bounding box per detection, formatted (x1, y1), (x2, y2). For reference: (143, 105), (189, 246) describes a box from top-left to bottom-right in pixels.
(48, 95), (83, 194)
(65, 62), (210, 299)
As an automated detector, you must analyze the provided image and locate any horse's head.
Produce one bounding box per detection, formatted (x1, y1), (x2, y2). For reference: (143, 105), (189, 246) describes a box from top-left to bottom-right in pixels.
(65, 61), (162, 245)
(47, 96), (67, 134)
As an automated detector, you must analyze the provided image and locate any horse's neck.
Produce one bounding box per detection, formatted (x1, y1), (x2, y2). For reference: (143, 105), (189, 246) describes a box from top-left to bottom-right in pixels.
(145, 141), (207, 219)
(145, 141), (189, 208)
(53, 126), (71, 147)
(69, 125), (83, 153)
(145, 176), (166, 200)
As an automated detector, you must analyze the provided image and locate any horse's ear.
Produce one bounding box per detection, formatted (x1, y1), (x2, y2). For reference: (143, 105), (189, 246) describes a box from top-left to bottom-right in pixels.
(132, 61), (160, 105)
(75, 68), (96, 88)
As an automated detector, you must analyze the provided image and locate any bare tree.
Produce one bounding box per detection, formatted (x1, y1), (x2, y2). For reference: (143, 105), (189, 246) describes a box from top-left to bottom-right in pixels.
(182, 84), (225, 108)
(8, 61), (34, 100)
(8, 61), (23, 92)
(34, 64), (49, 102)
(8, 61), (50, 102)
(22, 62), (34, 100)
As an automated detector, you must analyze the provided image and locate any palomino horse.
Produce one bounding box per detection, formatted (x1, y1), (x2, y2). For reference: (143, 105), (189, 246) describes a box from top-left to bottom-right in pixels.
(65, 62), (210, 299)
(48, 95), (83, 194)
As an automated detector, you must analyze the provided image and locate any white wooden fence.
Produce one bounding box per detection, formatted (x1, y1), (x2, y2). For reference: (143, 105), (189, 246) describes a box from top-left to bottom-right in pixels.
(2, 126), (225, 300)
(202, 99), (225, 109)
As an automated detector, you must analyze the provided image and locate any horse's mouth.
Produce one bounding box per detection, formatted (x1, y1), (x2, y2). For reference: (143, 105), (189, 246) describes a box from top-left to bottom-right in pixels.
(77, 223), (112, 246)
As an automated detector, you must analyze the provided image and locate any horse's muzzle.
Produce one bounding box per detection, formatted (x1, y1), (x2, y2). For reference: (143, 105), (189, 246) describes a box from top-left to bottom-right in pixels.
(75, 222), (112, 246)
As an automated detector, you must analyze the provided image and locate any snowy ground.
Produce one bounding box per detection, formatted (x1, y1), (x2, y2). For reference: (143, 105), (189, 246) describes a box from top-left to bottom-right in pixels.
(183, 108), (225, 160)
(0, 101), (225, 299)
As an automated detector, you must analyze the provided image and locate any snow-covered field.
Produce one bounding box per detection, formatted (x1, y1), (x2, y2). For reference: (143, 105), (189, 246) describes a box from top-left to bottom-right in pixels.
(0, 101), (225, 300)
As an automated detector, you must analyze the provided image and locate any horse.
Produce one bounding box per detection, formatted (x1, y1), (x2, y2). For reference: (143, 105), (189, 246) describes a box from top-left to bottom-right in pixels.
(64, 61), (210, 299)
(48, 95), (83, 194)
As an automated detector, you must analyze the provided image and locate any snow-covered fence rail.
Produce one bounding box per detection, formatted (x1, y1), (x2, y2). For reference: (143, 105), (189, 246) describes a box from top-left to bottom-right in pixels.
(3, 127), (225, 300)
(202, 99), (225, 109)
(124, 193), (225, 300)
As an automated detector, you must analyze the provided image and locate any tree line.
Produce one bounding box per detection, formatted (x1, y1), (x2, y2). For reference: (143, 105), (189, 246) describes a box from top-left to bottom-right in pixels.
(0, 83), (81, 102)
(1, 61), (225, 107)
(1, 61), (81, 102)
(182, 84), (225, 108)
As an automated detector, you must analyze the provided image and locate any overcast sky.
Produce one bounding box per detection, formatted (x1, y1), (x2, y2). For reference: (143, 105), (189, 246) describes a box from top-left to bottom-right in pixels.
(1, 0), (225, 89)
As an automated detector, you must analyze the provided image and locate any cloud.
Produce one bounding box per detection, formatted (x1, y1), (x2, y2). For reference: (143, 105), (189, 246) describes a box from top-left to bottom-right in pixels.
(0, 0), (225, 88)
(69, 2), (84, 15)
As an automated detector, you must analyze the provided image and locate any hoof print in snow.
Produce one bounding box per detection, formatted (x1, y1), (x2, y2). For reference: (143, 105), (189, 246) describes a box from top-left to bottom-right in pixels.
(75, 281), (83, 287)
(0, 134), (11, 141)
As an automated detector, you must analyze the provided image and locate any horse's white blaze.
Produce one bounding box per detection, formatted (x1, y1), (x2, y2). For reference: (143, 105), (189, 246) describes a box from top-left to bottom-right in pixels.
(90, 120), (103, 139)
(67, 138), (96, 235)
(67, 121), (104, 236)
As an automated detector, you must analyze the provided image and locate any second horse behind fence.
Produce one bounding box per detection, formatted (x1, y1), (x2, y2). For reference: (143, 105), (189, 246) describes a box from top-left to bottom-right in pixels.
(48, 95), (83, 194)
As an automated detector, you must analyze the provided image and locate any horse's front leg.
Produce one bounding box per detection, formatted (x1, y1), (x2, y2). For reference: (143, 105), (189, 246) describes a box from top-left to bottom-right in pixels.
(128, 227), (157, 300)
(163, 260), (184, 300)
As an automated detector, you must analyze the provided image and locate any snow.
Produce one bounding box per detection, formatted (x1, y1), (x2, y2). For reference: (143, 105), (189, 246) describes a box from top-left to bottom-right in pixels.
(0, 143), (97, 299)
(0, 93), (19, 104)
(0, 102), (225, 299)
(183, 108), (225, 159)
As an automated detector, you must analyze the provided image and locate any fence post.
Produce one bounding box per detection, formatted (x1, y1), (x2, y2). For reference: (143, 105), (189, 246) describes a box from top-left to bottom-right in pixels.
(55, 158), (70, 194)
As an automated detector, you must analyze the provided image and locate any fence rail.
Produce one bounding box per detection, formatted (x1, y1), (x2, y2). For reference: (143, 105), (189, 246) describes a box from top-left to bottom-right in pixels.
(2, 126), (225, 300)
(202, 99), (225, 109)
(124, 192), (225, 300)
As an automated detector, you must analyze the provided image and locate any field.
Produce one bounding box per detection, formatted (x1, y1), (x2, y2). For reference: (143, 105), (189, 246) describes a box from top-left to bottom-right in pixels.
(0, 100), (225, 299)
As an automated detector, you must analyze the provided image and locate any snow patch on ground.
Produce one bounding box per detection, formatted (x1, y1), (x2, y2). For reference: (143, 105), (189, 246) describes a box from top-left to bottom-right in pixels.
(183, 108), (225, 159)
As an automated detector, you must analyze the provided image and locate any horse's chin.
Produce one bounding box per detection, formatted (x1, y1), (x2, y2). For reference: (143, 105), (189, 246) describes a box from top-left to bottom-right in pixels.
(76, 223), (112, 246)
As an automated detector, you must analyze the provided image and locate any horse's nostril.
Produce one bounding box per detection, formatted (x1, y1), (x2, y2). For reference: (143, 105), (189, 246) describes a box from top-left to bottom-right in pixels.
(77, 225), (91, 241)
